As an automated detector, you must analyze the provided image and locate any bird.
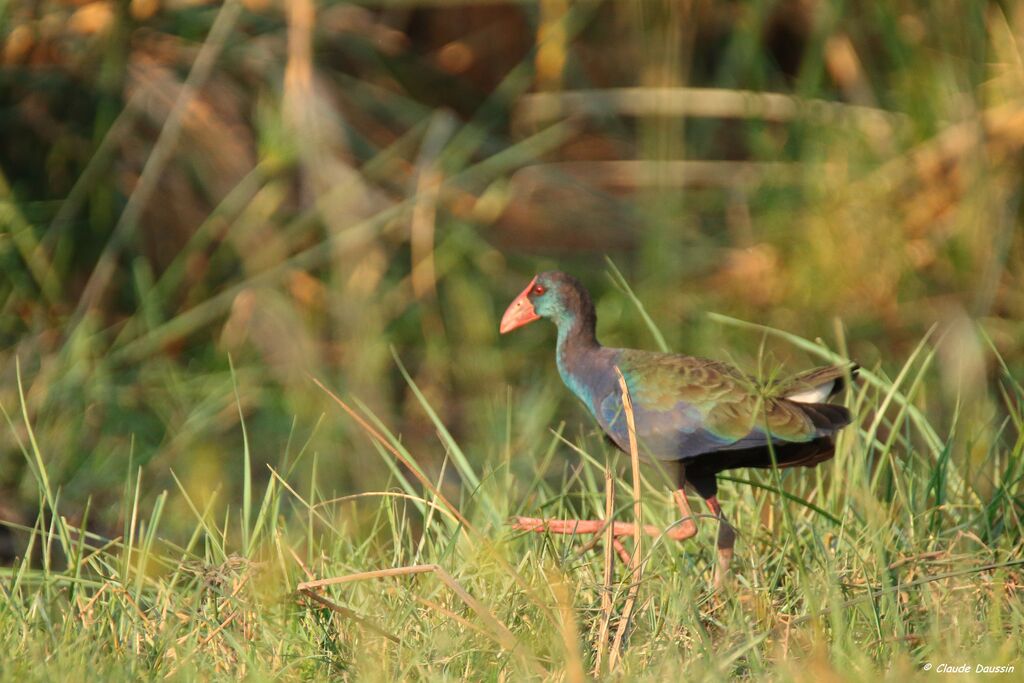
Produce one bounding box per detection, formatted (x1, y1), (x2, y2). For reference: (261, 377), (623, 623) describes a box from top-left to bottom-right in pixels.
(500, 270), (857, 587)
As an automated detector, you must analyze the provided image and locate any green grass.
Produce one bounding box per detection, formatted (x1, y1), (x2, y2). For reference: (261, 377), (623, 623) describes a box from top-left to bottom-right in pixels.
(3, 0), (1024, 679)
(2, 317), (1022, 681)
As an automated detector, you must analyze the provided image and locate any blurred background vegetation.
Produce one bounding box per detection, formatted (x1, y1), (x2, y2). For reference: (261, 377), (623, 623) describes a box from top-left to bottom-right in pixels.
(1, 0), (1022, 554)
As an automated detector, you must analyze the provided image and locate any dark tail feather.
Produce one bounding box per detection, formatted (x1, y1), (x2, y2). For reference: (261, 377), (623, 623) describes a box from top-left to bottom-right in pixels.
(687, 436), (839, 481)
(686, 436), (839, 497)
(797, 402), (853, 433)
(825, 363), (859, 398)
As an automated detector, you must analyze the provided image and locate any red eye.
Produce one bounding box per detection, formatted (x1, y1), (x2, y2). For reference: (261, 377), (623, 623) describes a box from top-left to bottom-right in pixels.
(532, 285), (546, 295)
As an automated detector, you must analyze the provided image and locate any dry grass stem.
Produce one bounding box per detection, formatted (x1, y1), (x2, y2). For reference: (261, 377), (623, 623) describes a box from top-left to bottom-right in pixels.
(594, 459), (616, 675)
(299, 589), (400, 644)
(297, 564), (520, 655)
(513, 160), (813, 190)
(609, 366), (643, 671)
(547, 568), (586, 683)
(516, 87), (903, 134)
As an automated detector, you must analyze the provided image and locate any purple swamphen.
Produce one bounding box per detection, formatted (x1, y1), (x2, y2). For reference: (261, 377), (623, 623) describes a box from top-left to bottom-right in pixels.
(500, 271), (857, 587)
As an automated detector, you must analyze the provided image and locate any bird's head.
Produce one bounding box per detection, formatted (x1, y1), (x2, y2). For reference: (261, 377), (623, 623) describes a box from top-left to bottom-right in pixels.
(499, 271), (592, 334)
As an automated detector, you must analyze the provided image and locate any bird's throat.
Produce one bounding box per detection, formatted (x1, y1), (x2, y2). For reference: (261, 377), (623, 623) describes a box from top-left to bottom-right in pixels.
(554, 311), (600, 405)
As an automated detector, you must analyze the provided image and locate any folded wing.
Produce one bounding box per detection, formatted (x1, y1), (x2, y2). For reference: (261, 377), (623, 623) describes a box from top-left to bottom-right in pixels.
(597, 352), (853, 462)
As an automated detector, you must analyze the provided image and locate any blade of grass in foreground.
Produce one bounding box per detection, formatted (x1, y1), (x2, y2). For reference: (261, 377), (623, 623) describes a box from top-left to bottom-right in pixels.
(229, 357), (254, 555)
(311, 376), (472, 531)
(391, 348), (503, 526)
(605, 256), (670, 353)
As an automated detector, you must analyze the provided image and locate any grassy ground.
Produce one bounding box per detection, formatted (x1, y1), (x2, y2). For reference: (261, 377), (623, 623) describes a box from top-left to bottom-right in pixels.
(2, 311), (1022, 681)
(3, 0), (1024, 680)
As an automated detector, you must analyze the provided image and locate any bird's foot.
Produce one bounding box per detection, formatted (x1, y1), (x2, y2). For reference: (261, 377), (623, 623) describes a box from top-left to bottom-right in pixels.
(713, 547), (734, 592)
(706, 496), (736, 592)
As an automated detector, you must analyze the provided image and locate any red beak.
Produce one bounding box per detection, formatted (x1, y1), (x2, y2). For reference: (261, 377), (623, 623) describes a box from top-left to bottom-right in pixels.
(500, 276), (541, 334)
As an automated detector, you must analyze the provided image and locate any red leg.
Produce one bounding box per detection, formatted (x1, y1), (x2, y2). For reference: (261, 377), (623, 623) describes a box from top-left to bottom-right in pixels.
(671, 488), (699, 540)
(512, 485), (700, 558)
(705, 495), (736, 589)
(512, 516), (694, 540)
(611, 538), (631, 565)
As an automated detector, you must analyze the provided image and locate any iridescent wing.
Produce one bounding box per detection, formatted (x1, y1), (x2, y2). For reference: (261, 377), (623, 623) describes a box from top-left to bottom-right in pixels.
(596, 351), (827, 461)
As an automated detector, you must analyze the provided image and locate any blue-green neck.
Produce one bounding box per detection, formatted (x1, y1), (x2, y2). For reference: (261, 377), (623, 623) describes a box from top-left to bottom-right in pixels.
(554, 309), (600, 405)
